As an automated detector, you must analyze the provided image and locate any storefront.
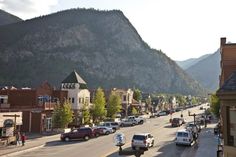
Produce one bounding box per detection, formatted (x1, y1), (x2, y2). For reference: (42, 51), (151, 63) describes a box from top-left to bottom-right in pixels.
(0, 112), (22, 145)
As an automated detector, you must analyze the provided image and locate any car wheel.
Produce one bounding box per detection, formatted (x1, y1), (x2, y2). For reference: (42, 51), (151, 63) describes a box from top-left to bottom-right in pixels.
(105, 131), (109, 135)
(84, 135), (90, 141)
(95, 133), (99, 137)
(64, 137), (70, 142)
(120, 124), (124, 127)
(139, 120), (144, 124)
(113, 128), (116, 133)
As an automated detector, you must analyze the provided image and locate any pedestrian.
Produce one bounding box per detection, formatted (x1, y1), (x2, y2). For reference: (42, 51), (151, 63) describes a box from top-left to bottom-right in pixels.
(16, 131), (21, 146)
(21, 132), (26, 146)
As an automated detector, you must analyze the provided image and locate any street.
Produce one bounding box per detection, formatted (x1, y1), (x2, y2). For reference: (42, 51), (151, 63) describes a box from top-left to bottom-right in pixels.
(15, 104), (208, 157)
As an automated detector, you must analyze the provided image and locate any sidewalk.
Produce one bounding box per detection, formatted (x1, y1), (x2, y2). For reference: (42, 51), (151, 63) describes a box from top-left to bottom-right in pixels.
(0, 134), (60, 157)
(194, 123), (218, 157)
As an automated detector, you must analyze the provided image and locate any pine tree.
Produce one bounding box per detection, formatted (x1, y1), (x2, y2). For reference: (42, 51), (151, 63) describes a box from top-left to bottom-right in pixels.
(107, 92), (121, 118)
(91, 87), (106, 124)
(82, 102), (91, 125)
(133, 88), (142, 101)
(52, 100), (73, 128)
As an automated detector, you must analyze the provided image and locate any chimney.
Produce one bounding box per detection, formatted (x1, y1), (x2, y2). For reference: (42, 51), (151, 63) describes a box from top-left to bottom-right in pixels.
(221, 37), (226, 47)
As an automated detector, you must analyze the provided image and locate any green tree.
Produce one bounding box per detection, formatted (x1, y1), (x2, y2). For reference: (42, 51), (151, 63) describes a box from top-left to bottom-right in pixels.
(176, 94), (187, 107)
(107, 92), (122, 118)
(82, 102), (91, 125)
(52, 100), (73, 128)
(133, 89), (142, 101)
(131, 107), (138, 115)
(191, 97), (198, 105)
(92, 87), (106, 123)
(210, 93), (220, 117)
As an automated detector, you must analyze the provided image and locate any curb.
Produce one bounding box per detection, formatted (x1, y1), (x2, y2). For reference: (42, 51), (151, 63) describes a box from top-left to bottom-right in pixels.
(0, 144), (45, 157)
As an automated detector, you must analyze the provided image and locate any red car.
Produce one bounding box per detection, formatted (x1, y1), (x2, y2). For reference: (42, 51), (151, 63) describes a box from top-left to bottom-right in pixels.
(61, 127), (95, 141)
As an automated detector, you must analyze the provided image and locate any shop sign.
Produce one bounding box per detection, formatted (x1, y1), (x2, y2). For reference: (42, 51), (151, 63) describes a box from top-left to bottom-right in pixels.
(4, 119), (14, 127)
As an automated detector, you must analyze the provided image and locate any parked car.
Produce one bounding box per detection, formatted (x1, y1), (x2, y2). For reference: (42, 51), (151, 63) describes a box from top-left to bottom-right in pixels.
(131, 133), (154, 150)
(150, 112), (159, 118)
(100, 122), (120, 132)
(128, 116), (145, 124)
(60, 127), (95, 141)
(175, 129), (193, 146)
(186, 123), (201, 133)
(120, 119), (138, 127)
(171, 118), (183, 127)
(157, 111), (168, 116)
(94, 126), (114, 135)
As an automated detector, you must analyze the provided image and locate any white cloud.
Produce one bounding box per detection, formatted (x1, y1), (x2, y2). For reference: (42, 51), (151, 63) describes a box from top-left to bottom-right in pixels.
(0, 0), (58, 19)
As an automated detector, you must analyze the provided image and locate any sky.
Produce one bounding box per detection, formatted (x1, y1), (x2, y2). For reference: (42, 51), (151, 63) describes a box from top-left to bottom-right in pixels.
(0, 0), (236, 61)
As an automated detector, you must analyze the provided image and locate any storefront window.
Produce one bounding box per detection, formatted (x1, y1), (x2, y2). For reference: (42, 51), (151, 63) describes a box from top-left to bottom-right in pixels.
(228, 106), (236, 147)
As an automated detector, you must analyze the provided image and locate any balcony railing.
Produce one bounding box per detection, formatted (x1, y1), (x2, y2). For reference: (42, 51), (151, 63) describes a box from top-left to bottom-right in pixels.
(43, 102), (57, 110)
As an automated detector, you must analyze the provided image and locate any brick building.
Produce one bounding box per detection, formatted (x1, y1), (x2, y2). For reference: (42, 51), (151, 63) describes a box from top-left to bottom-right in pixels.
(0, 82), (67, 133)
(217, 37), (236, 157)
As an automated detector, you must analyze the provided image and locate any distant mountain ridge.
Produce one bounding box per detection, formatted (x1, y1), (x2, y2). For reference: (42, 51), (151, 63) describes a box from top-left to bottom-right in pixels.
(186, 50), (221, 91)
(0, 9), (22, 26)
(176, 54), (211, 70)
(0, 8), (206, 95)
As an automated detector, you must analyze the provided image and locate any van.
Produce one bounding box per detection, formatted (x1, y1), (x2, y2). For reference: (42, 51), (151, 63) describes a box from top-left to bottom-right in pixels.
(175, 129), (193, 146)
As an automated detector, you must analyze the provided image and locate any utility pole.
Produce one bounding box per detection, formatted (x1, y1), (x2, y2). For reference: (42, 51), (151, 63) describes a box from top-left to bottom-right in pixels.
(188, 111), (196, 124)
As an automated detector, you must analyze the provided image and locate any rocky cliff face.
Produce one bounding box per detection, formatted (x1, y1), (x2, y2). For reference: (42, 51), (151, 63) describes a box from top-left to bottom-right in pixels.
(0, 8), (206, 95)
(0, 9), (22, 26)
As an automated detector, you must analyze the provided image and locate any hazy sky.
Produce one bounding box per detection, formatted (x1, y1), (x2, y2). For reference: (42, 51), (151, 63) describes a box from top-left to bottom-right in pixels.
(0, 0), (236, 61)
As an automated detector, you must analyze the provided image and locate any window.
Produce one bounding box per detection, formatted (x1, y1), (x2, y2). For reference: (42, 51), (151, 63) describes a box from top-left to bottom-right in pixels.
(228, 106), (236, 147)
(123, 95), (127, 101)
(46, 118), (52, 130)
(0, 95), (8, 104)
(72, 98), (74, 103)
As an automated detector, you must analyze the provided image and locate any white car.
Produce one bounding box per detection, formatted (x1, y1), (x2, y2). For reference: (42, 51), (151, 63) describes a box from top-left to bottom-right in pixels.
(131, 133), (154, 150)
(175, 129), (193, 146)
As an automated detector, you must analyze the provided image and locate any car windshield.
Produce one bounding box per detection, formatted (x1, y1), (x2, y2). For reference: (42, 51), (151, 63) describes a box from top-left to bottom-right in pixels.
(177, 132), (188, 137)
(133, 135), (146, 140)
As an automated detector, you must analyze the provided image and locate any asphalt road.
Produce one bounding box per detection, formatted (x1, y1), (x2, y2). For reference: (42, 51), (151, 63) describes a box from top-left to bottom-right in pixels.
(16, 104), (208, 157)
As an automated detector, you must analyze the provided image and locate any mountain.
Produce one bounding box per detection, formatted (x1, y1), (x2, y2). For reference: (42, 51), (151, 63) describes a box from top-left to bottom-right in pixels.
(176, 54), (211, 70)
(0, 10), (22, 26)
(0, 8), (206, 95)
(186, 50), (221, 92)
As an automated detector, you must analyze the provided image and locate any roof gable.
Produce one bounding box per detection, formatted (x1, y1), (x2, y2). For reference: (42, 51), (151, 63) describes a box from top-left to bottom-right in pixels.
(62, 71), (87, 84)
(218, 71), (236, 92)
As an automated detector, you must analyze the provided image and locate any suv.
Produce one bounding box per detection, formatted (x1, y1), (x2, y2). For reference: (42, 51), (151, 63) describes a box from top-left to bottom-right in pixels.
(175, 129), (193, 146)
(131, 133), (154, 150)
(60, 127), (95, 141)
(171, 118), (183, 127)
(101, 122), (120, 132)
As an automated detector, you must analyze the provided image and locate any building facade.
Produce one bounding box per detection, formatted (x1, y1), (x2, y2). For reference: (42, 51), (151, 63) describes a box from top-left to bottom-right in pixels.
(61, 71), (90, 126)
(0, 82), (67, 133)
(217, 37), (236, 157)
(111, 88), (133, 117)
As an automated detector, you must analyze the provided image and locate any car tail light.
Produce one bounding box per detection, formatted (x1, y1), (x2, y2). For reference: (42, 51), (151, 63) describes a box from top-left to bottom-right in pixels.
(143, 140), (147, 144)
